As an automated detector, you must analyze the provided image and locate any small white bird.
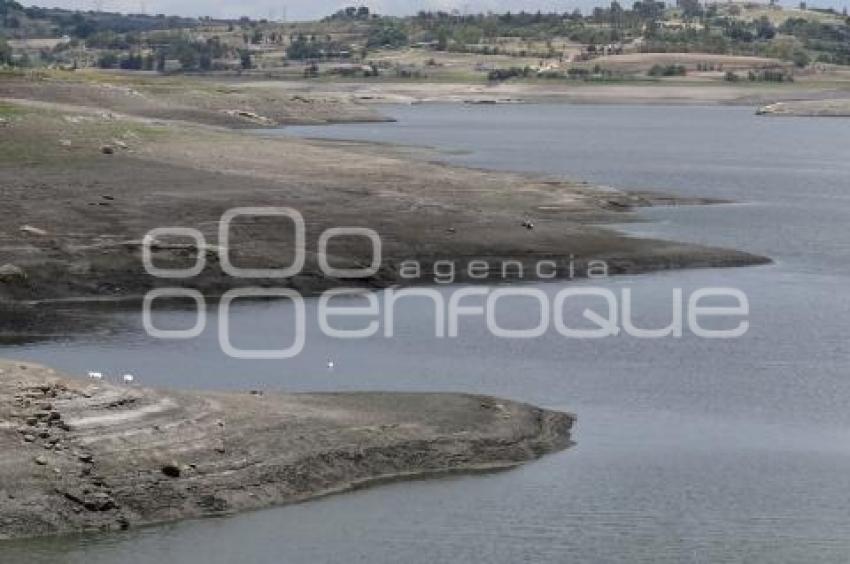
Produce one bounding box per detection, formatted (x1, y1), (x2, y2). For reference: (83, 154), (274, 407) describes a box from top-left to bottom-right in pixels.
(122, 374), (135, 384)
(88, 371), (103, 380)
(327, 360), (335, 370)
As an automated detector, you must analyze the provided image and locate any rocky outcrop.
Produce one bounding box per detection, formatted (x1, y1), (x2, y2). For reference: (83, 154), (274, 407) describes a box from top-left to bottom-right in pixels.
(0, 264), (26, 285)
(0, 360), (574, 540)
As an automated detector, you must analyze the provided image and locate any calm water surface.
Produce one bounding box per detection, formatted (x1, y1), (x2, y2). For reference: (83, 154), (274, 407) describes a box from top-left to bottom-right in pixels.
(4, 104), (850, 563)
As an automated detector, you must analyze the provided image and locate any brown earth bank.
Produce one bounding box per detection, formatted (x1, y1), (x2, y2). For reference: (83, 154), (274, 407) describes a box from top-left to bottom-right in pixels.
(233, 77), (850, 107)
(4, 68), (850, 123)
(0, 360), (574, 540)
(0, 75), (771, 337)
(0, 71), (392, 127)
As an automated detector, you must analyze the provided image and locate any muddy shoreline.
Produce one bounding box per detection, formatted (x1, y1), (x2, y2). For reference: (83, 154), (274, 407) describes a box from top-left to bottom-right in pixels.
(0, 74), (770, 337)
(0, 360), (573, 540)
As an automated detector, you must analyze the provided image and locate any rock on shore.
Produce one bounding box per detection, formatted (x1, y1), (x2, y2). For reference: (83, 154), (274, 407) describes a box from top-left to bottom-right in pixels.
(0, 360), (574, 540)
(756, 99), (850, 117)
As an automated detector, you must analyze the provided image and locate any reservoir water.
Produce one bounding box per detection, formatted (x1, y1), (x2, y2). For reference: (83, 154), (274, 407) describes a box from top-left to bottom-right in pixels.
(4, 104), (850, 563)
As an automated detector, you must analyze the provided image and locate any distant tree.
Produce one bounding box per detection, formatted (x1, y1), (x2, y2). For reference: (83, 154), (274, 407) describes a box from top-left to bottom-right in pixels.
(488, 66), (531, 81)
(755, 16), (777, 39)
(97, 52), (119, 69)
(633, 0), (664, 22)
(648, 63), (687, 76)
(119, 52), (144, 70)
(286, 33), (345, 60)
(240, 50), (252, 69)
(287, 34), (319, 59)
(175, 43), (198, 70)
(70, 13), (97, 38)
(677, 0), (704, 19)
(0, 37), (12, 65)
(366, 22), (408, 48)
(436, 28), (450, 51)
(609, 1), (625, 28)
(792, 49), (811, 67)
(726, 20), (755, 42)
(0, 0), (23, 27)
(199, 51), (212, 70)
(327, 5), (373, 21)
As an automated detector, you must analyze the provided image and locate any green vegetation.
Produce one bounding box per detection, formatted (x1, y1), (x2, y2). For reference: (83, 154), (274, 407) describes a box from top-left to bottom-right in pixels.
(0, 0), (198, 39)
(366, 22), (408, 49)
(325, 6), (375, 21)
(391, 4), (850, 67)
(487, 66), (532, 81)
(286, 33), (349, 60)
(779, 16), (850, 64)
(0, 100), (25, 117)
(747, 67), (794, 81)
(1, 1), (849, 73)
(0, 36), (11, 65)
(0, 0), (23, 30)
(93, 32), (235, 71)
(648, 63), (687, 76)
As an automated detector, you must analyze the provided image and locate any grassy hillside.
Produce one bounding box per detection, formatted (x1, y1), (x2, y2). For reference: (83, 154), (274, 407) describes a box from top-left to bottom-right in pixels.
(0, 0), (201, 39)
(1, 1), (848, 76)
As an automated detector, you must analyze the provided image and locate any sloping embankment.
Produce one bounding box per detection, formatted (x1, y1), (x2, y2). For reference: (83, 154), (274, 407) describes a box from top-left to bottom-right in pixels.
(0, 96), (769, 339)
(0, 360), (574, 540)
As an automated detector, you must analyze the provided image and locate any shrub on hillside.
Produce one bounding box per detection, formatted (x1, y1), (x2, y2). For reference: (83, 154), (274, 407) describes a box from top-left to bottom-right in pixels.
(648, 63), (687, 77)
